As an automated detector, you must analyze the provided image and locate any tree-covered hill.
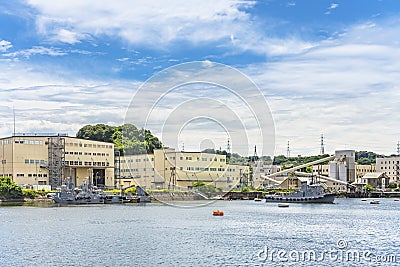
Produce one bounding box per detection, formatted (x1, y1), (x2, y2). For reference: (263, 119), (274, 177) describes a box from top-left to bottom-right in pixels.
(76, 124), (162, 155)
(355, 151), (384, 165)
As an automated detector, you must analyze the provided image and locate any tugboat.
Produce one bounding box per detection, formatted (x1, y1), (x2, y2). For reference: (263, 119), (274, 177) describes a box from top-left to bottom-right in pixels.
(265, 180), (335, 204)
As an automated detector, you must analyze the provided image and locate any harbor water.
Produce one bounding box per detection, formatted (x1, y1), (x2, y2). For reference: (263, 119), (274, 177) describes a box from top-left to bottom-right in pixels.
(1, 198), (399, 266)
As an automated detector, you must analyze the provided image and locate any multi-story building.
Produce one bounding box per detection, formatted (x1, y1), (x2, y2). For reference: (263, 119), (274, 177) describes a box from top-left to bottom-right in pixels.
(0, 134), (115, 189)
(251, 160), (282, 188)
(312, 164), (375, 179)
(311, 150), (375, 191)
(376, 156), (400, 184)
(116, 148), (249, 191)
(1, 134), (249, 191)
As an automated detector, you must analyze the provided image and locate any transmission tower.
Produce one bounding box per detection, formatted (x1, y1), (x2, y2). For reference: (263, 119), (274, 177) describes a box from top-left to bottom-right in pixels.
(397, 141), (400, 182)
(397, 141), (400, 156)
(320, 134), (325, 155)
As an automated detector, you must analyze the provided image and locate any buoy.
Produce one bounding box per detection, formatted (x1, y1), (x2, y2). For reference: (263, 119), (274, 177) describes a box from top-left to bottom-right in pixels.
(278, 203), (289, 208)
(212, 210), (224, 216)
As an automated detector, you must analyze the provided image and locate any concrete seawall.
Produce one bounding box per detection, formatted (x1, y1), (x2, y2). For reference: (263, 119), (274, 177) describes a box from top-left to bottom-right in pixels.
(150, 192), (205, 201)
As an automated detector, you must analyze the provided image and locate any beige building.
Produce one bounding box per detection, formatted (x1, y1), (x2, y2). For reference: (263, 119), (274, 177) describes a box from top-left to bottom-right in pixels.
(0, 134), (115, 189)
(353, 172), (390, 191)
(116, 148), (249, 191)
(312, 163), (375, 191)
(251, 160), (282, 188)
(376, 156), (400, 184)
(312, 164), (375, 178)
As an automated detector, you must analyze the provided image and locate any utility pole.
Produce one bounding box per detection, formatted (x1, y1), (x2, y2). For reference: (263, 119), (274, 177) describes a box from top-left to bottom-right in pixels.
(320, 134), (325, 155)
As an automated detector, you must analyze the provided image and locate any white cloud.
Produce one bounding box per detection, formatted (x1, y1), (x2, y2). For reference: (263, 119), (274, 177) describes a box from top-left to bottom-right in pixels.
(25, 0), (311, 56)
(3, 46), (66, 58)
(0, 59), (136, 138)
(53, 29), (85, 44)
(0, 40), (12, 52)
(329, 3), (339, 9)
(244, 19), (400, 156)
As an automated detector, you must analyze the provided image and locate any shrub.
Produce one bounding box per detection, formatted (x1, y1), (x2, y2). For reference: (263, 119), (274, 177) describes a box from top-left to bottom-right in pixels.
(364, 184), (374, 192)
(241, 187), (250, 192)
(0, 176), (23, 199)
(22, 189), (39, 199)
(124, 187), (136, 195)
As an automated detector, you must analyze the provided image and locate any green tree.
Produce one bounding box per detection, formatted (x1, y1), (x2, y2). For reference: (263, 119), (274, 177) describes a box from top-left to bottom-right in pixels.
(364, 184), (374, 192)
(76, 123), (162, 155)
(0, 176), (23, 199)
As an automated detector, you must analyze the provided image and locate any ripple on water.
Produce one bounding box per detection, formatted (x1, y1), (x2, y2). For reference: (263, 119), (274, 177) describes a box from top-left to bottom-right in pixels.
(1, 199), (400, 266)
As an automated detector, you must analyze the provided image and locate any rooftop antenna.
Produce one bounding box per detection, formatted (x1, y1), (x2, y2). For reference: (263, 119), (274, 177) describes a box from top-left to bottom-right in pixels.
(287, 141), (290, 158)
(227, 138), (231, 154)
(320, 134), (325, 155)
(13, 106), (16, 136)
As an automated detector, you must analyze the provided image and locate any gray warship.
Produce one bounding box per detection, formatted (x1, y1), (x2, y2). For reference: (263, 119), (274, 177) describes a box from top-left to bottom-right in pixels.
(52, 183), (151, 204)
(52, 184), (105, 204)
(265, 180), (335, 204)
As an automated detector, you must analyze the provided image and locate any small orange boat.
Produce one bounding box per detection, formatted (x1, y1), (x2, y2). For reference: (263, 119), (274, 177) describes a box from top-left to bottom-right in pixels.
(212, 210), (224, 216)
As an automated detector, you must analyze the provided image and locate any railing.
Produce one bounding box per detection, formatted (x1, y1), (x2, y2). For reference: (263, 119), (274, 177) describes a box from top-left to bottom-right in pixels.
(13, 133), (68, 137)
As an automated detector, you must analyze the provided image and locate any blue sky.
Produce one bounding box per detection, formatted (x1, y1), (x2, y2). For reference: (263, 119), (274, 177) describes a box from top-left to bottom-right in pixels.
(1, 0), (400, 156)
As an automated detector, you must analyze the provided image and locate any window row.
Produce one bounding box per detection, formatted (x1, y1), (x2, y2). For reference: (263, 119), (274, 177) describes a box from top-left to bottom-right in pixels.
(378, 160), (400, 164)
(14, 140), (43, 145)
(121, 158), (153, 163)
(185, 167), (226, 172)
(177, 156), (225, 162)
(65, 151), (110, 156)
(67, 161), (110, 167)
(25, 159), (45, 165)
(17, 173), (48, 178)
(66, 143), (113, 149)
(120, 168), (155, 172)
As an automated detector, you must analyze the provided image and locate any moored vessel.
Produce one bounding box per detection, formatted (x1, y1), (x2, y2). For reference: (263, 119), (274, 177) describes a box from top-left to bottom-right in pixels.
(265, 181), (335, 204)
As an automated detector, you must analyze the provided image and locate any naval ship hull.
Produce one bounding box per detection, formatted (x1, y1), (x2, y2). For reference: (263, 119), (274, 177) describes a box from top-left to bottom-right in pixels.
(265, 193), (335, 204)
